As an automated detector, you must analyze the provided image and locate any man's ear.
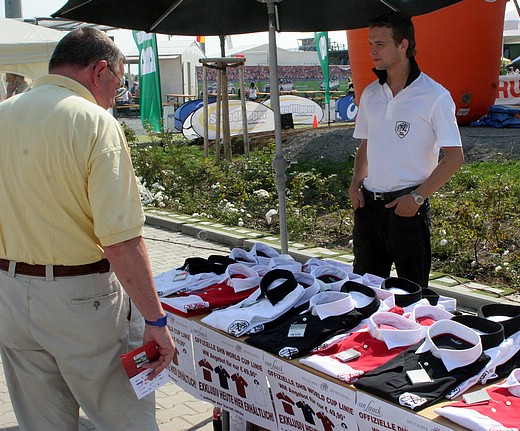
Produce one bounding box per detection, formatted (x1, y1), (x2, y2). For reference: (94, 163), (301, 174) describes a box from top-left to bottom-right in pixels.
(400, 39), (409, 53)
(91, 60), (108, 87)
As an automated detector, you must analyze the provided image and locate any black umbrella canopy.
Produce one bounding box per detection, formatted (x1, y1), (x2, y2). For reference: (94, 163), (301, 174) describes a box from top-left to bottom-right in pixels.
(52, 0), (462, 35)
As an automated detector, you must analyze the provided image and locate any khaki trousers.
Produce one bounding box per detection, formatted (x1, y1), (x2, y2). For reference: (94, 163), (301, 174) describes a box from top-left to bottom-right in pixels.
(0, 269), (158, 431)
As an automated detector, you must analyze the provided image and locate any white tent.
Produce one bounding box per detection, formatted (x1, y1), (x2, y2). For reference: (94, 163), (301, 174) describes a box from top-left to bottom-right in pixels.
(125, 39), (206, 101)
(0, 18), (66, 81)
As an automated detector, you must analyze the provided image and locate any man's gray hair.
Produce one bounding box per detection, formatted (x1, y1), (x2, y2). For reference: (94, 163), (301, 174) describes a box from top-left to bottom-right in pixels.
(49, 27), (125, 73)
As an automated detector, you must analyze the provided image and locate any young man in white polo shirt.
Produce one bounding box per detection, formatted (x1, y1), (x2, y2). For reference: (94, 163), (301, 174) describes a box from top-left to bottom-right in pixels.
(349, 11), (464, 288)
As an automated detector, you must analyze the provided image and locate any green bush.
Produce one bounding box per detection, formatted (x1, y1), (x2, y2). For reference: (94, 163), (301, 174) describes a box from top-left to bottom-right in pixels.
(129, 131), (519, 289)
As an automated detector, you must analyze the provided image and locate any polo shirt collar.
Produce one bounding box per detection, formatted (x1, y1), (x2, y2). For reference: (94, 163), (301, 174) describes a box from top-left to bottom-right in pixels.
(310, 265), (349, 292)
(224, 263), (259, 292)
(268, 256), (302, 272)
(496, 369), (520, 397)
(415, 320), (483, 372)
(372, 56), (421, 88)
(259, 269), (297, 305)
(382, 277), (422, 308)
(452, 314), (505, 351)
(368, 312), (423, 349)
(250, 264), (272, 277)
(478, 303), (520, 339)
(293, 272), (321, 306)
(409, 304), (454, 324)
(306, 291), (355, 320)
(340, 281), (380, 318)
(362, 273), (384, 288)
(250, 242), (279, 266)
(34, 74), (98, 105)
(230, 248), (256, 266)
(408, 305), (454, 338)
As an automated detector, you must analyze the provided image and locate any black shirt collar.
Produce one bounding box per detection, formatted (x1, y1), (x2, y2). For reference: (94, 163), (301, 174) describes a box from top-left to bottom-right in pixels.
(372, 56), (421, 88)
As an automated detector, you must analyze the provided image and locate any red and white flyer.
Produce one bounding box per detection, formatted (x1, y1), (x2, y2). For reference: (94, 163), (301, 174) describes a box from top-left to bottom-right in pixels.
(120, 342), (171, 399)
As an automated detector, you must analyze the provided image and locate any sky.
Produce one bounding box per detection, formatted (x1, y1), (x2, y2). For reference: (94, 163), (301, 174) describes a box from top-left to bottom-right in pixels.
(1, 0), (349, 56)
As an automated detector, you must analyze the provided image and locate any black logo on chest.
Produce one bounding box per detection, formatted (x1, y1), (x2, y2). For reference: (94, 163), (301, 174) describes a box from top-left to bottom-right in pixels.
(395, 121), (410, 138)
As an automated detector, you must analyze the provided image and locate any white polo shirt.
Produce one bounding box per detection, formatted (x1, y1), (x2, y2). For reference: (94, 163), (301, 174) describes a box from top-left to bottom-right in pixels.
(354, 65), (461, 193)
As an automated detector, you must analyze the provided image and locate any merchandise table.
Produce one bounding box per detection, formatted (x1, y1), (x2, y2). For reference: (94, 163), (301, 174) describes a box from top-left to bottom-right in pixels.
(164, 313), (472, 431)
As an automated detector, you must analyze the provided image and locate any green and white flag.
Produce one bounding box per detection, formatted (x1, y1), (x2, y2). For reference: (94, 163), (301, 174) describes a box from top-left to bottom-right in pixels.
(315, 31), (329, 104)
(133, 31), (162, 132)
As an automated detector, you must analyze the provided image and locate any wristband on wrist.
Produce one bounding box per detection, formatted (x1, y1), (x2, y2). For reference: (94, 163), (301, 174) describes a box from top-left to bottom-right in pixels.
(144, 315), (168, 328)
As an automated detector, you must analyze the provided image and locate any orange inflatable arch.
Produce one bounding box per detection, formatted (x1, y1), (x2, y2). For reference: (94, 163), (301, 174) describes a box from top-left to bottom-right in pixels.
(347, 0), (508, 125)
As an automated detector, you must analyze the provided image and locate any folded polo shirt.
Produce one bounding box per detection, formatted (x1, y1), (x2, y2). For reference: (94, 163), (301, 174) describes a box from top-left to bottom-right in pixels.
(478, 304), (520, 380)
(447, 331), (520, 401)
(201, 269), (306, 337)
(445, 315), (507, 399)
(246, 272), (321, 334)
(160, 264), (259, 316)
(435, 368), (520, 431)
(154, 268), (222, 297)
(300, 311), (424, 383)
(354, 320), (490, 411)
(245, 291), (364, 359)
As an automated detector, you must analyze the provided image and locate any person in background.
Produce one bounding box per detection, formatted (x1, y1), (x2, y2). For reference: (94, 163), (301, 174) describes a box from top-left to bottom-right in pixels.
(5, 73), (29, 98)
(130, 81), (140, 98)
(348, 11), (464, 288)
(0, 27), (174, 431)
(116, 82), (132, 105)
(247, 81), (258, 101)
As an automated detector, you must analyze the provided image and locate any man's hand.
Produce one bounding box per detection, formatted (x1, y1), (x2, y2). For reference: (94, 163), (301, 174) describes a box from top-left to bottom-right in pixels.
(349, 184), (365, 210)
(385, 194), (420, 217)
(142, 325), (175, 379)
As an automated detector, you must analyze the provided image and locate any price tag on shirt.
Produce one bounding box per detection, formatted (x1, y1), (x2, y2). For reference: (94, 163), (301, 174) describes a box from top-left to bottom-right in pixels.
(463, 389), (491, 405)
(288, 323), (307, 337)
(334, 348), (361, 363)
(173, 271), (188, 281)
(406, 369), (433, 385)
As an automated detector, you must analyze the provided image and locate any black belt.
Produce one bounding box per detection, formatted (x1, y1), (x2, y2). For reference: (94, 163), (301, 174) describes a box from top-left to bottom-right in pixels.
(0, 258), (110, 277)
(363, 186), (418, 202)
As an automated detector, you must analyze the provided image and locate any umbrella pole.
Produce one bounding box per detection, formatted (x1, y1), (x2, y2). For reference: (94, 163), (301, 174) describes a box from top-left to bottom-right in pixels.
(266, 0), (289, 254)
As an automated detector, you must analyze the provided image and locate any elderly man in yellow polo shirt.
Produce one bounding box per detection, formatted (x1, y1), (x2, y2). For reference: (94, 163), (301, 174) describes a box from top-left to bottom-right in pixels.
(0, 28), (174, 431)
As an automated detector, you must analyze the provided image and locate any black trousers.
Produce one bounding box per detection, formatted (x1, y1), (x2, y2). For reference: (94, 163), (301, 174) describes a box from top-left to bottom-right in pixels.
(352, 190), (432, 288)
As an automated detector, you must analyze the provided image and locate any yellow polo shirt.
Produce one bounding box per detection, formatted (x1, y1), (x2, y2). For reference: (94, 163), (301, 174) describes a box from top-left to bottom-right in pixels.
(0, 75), (144, 265)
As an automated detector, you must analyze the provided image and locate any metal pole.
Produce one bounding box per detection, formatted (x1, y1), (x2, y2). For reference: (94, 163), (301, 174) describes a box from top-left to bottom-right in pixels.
(222, 71), (232, 161)
(215, 69), (222, 165)
(239, 64), (250, 158)
(4, 0), (22, 18)
(266, 0), (289, 254)
(203, 65), (209, 159)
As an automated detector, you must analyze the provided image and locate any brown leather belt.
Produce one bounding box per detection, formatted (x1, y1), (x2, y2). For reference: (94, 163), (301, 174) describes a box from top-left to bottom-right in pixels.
(0, 258), (110, 277)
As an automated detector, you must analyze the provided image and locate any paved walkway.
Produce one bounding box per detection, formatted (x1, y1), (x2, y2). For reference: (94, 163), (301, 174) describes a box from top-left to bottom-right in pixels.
(0, 225), (231, 431)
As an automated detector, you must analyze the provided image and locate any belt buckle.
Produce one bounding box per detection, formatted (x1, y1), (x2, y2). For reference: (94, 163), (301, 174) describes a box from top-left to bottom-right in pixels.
(373, 192), (385, 201)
